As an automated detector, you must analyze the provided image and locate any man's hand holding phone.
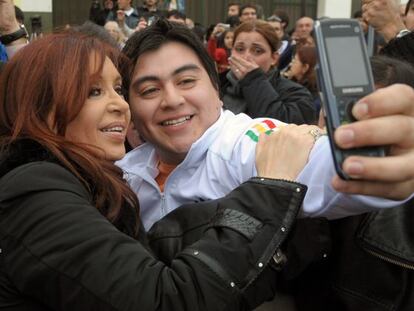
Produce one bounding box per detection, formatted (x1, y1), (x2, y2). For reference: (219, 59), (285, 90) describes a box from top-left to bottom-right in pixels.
(332, 84), (414, 200)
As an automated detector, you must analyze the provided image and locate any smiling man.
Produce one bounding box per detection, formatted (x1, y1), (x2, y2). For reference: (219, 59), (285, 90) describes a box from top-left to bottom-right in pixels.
(117, 19), (414, 231)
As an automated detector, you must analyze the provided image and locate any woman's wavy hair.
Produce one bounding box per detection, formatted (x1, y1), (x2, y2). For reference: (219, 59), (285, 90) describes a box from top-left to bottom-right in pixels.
(0, 31), (139, 232)
(233, 20), (280, 53)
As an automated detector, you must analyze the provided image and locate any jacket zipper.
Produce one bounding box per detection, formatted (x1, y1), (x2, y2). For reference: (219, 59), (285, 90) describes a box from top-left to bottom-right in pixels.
(364, 247), (414, 271)
(160, 192), (165, 216)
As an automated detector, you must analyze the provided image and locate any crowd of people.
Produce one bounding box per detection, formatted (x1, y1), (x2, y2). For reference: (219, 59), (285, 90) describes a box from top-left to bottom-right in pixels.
(0, 0), (414, 310)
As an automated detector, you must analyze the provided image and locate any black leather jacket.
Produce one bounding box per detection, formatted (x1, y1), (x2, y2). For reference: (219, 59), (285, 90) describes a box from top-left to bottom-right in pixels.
(220, 68), (317, 125)
(292, 202), (414, 311)
(0, 140), (313, 311)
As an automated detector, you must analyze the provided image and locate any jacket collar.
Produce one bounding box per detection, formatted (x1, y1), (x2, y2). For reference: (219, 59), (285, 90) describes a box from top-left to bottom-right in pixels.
(0, 139), (56, 178)
(117, 110), (228, 175)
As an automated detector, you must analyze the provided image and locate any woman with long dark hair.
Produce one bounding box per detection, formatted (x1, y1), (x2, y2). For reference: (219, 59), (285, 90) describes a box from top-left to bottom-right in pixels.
(0, 31), (314, 310)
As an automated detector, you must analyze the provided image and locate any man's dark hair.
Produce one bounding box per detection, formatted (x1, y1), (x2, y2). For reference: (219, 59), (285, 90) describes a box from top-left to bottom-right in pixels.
(73, 21), (118, 48)
(166, 9), (186, 21)
(226, 15), (240, 28)
(353, 10), (363, 19)
(227, 2), (240, 9)
(121, 19), (219, 99)
(273, 9), (289, 29)
(371, 55), (414, 88)
(239, 3), (257, 17)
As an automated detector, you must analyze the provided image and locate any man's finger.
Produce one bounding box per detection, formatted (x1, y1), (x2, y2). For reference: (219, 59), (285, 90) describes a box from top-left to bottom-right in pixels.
(332, 176), (414, 200)
(335, 115), (414, 148)
(341, 152), (414, 182)
(352, 84), (414, 120)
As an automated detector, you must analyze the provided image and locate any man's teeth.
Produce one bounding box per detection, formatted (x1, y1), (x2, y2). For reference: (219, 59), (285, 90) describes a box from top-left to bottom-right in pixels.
(162, 116), (191, 126)
(101, 127), (124, 133)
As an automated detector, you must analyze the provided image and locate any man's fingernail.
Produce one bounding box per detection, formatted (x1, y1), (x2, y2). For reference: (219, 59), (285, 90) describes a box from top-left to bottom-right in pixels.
(344, 160), (364, 178)
(336, 128), (355, 145)
(353, 102), (369, 119)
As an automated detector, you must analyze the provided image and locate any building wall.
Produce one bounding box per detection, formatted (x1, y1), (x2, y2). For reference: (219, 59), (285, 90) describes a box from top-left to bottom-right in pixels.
(18, 0), (408, 35)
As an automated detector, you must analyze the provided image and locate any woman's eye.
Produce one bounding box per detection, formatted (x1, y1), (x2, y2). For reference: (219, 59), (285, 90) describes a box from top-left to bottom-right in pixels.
(88, 87), (102, 97)
(253, 48), (264, 54)
(115, 85), (124, 96)
(234, 46), (244, 52)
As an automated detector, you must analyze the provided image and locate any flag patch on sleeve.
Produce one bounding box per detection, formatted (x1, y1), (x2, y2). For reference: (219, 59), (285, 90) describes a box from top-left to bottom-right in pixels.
(245, 120), (278, 142)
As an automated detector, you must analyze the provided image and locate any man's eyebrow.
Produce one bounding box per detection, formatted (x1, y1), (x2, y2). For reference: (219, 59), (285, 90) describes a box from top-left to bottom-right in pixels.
(131, 64), (201, 89)
(172, 64), (201, 76)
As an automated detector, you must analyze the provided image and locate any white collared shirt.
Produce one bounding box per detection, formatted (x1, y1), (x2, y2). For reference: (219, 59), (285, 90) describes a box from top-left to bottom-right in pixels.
(117, 110), (411, 230)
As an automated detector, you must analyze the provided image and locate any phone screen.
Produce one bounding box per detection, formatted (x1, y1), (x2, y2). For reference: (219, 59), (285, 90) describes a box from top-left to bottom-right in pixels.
(325, 36), (369, 87)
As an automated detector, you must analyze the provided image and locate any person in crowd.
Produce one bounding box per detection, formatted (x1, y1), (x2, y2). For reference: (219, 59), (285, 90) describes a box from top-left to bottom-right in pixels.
(292, 54), (414, 311)
(72, 20), (118, 48)
(225, 15), (241, 28)
(279, 16), (314, 72)
(290, 5), (414, 309)
(14, 4), (24, 25)
(166, 9), (186, 25)
(371, 54), (414, 88)
(362, 0), (408, 42)
(118, 19), (414, 231)
(137, 0), (164, 18)
(185, 17), (195, 29)
(239, 3), (257, 23)
(227, 2), (240, 17)
(0, 43), (7, 62)
(104, 21), (126, 49)
(0, 29), (319, 311)
(219, 20), (316, 124)
(273, 9), (290, 40)
(362, 0), (414, 67)
(292, 16), (314, 41)
(255, 4), (265, 20)
(207, 24), (234, 73)
(107, 0), (139, 29)
(192, 21), (206, 43)
(283, 45), (320, 114)
(104, 20), (126, 48)
(90, 0), (117, 26)
(353, 9), (385, 54)
(271, 10), (292, 70)
(0, 1), (28, 59)
(267, 15), (284, 42)
(266, 15), (290, 56)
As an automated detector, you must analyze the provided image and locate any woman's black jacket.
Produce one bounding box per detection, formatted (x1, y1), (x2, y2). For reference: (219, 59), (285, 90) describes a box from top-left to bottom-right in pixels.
(0, 140), (312, 311)
(219, 68), (317, 125)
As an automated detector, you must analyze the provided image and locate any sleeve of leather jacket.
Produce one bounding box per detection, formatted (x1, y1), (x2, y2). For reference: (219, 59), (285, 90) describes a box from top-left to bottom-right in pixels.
(380, 32), (414, 67)
(238, 68), (316, 124)
(0, 162), (307, 311)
